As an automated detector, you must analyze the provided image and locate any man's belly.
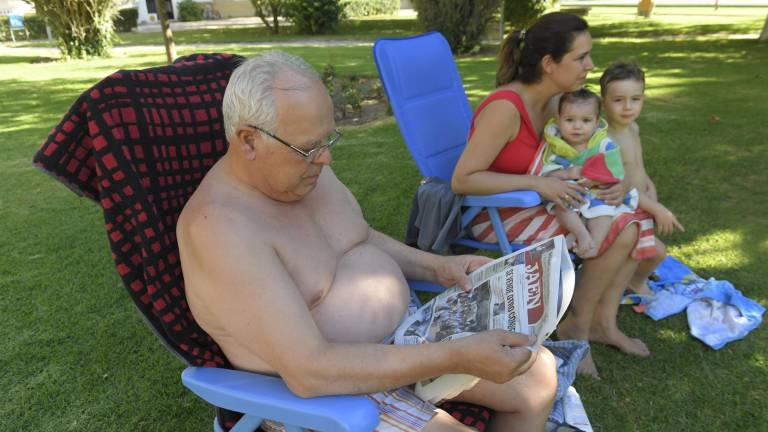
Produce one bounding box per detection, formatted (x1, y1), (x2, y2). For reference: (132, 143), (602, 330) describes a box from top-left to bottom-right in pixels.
(311, 243), (411, 343)
(209, 243), (412, 374)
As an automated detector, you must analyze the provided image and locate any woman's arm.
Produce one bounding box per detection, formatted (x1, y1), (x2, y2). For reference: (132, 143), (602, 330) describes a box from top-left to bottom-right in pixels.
(451, 99), (585, 206)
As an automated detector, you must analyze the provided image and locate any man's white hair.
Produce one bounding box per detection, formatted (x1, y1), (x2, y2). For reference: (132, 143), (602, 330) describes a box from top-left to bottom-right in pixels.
(223, 51), (320, 142)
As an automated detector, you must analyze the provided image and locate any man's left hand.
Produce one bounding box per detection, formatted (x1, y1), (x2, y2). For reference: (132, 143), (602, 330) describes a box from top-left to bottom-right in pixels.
(435, 255), (493, 291)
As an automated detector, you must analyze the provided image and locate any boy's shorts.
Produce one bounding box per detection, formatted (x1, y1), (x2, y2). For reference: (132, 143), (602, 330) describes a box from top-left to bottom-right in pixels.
(260, 385), (438, 432)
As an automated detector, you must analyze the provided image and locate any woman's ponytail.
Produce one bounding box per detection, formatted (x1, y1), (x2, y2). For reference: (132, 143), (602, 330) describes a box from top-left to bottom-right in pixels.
(496, 29), (525, 87)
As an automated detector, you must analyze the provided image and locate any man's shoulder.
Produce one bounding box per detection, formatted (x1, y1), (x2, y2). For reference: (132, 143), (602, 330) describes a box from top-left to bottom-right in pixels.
(178, 184), (274, 255)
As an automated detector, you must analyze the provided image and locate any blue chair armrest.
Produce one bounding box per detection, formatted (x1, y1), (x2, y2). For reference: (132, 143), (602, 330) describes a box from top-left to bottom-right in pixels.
(182, 367), (378, 432)
(462, 190), (541, 208)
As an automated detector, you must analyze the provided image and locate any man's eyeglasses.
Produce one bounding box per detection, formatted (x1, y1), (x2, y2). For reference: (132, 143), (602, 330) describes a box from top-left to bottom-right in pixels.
(249, 125), (342, 162)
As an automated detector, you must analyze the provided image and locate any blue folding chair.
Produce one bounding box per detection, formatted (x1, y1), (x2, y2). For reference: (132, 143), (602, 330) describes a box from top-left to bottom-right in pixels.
(373, 32), (542, 256)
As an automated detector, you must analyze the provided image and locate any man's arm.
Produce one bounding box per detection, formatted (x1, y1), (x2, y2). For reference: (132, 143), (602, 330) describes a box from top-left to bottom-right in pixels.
(366, 228), (491, 291)
(183, 205), (531, 397)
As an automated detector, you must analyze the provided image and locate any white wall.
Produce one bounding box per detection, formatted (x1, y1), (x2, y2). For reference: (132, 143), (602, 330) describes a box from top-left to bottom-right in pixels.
(0, 0), (33, 16)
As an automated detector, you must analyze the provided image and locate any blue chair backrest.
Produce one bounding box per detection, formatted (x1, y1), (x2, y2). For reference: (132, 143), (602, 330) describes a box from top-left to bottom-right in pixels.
(8, 14), (24, 29)
(374, 32), (474, 183)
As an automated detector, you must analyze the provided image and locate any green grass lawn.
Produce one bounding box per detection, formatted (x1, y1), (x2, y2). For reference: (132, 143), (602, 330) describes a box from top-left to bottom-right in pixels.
(2, 11), (767, 432)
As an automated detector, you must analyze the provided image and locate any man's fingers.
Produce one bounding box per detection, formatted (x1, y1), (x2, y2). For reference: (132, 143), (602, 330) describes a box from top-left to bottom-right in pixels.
(466, 256), (492, 272)
(499, 331), (535, 347)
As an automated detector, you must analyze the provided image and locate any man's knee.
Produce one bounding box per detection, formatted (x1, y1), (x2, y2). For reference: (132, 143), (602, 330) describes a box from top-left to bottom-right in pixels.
(510, 347), (558, 413)
(530, 347), (558, 405)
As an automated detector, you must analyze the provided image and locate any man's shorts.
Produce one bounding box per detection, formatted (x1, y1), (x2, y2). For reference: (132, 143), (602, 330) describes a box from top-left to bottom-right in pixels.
(260, 385), (438, 432)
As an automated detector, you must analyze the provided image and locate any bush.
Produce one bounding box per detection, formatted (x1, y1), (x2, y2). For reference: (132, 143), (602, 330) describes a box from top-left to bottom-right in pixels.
(0, 19), (8, 42)
(0, 15), (48, 41)
(503, 0), (547, 30)
(413, 0), (500, 54)
(284, 0), (343, 34)
(23, 15), (48, 39)
(178, 0), (204, 22)
(114, 8), (139, 32)
(31, 0), (117, 59)
(249, 0), (286, 34)
(342, 0), (398, 17)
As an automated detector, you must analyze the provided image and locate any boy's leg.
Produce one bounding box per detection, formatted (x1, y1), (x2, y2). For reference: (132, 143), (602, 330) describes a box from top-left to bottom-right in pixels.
(627, 239), (666, 296)
(554, 207), (595, 258)
(585, 216), (613, 258)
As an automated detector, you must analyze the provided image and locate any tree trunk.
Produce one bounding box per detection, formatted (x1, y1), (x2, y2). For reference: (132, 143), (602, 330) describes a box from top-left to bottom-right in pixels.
(760, 14), (768, 42)
(155, 0), (177, 63)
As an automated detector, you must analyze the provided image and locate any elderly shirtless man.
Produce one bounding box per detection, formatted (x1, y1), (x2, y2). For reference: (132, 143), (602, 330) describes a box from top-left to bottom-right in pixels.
(177, 51), (557, 432)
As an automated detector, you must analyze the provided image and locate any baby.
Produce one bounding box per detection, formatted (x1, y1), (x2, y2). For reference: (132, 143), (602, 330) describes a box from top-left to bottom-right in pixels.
(541, 88), (638, 258)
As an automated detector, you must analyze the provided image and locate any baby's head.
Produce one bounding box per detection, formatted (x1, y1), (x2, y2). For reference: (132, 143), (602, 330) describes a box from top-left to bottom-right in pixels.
(557, 88), (601, 148)
(599, 61), (645, 127)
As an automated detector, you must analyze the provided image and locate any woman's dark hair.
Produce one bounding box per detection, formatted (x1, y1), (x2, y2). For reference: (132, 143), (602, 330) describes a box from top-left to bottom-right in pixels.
(558, 88), (601, 116)
(496, 12), (589, 87)
(599, 61), (645, 96)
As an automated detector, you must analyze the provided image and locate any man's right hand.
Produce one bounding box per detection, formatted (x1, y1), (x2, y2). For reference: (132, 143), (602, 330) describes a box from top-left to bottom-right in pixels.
(451, 330), (538, 383)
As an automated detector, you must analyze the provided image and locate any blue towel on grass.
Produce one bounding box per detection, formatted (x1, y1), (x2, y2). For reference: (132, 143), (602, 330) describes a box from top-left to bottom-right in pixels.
(645, 256), (764, 349)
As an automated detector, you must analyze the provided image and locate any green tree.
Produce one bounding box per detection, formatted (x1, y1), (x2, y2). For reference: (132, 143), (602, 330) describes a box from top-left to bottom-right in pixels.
(284, 0), (343, 34)
(413, 0), (500, 54)
(503, 0), (548, 30)
(250, 0), (285, 34)
(26, 0), (118, 59)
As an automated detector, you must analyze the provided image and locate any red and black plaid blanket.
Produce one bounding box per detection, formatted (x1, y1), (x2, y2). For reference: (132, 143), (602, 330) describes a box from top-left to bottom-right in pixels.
(33, 53), (244, 368)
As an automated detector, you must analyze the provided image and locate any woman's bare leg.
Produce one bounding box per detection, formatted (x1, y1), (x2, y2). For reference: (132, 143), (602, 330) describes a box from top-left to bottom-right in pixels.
(589, 250), (650, 357)
(556, 225), (639, 377)
(448, 347), (557, 432)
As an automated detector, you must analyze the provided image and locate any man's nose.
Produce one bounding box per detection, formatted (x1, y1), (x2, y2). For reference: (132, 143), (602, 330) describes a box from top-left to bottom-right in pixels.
(313, 146), (333, 165)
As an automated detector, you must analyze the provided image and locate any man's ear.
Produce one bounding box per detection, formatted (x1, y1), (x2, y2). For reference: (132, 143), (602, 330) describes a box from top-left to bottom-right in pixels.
(235, 126), (259, 161)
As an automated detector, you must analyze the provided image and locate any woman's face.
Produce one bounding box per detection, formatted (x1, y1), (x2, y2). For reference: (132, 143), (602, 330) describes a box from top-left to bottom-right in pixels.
(549, 31), (594, 92)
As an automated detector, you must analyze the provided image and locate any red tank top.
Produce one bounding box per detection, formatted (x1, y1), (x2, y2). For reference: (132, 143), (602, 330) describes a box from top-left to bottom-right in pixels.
(468, 89), (542, 175)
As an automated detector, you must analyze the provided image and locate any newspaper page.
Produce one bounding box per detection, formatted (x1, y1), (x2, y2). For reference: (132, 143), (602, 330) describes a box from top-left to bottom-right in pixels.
(394, 235), (574, 403)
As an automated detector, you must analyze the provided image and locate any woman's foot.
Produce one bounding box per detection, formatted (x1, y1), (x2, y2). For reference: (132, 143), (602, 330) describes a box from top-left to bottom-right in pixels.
(589, 325), (650, 357)
(556, 319), (600, 378)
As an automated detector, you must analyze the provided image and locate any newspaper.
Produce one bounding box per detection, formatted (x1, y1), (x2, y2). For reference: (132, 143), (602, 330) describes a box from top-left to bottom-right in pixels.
(394, 235), (575, 403)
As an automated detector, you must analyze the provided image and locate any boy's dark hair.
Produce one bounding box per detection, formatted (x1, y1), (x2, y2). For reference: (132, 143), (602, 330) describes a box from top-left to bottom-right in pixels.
(558, 88), (601, 116)
(599, 61), (645, 96)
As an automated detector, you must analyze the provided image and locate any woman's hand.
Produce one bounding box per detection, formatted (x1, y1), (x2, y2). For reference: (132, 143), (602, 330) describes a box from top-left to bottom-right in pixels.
(537, 176), (587, 210)
(593, 179), (631, 205)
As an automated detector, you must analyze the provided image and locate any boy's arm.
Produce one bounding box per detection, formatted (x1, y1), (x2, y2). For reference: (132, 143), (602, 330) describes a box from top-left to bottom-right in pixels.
(624, 124), (658, 200)
(637, 193), (684, 236)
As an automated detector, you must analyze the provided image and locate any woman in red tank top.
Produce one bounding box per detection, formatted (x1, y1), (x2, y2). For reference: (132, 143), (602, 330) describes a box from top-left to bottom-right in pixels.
(453, 13), (656, 378)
